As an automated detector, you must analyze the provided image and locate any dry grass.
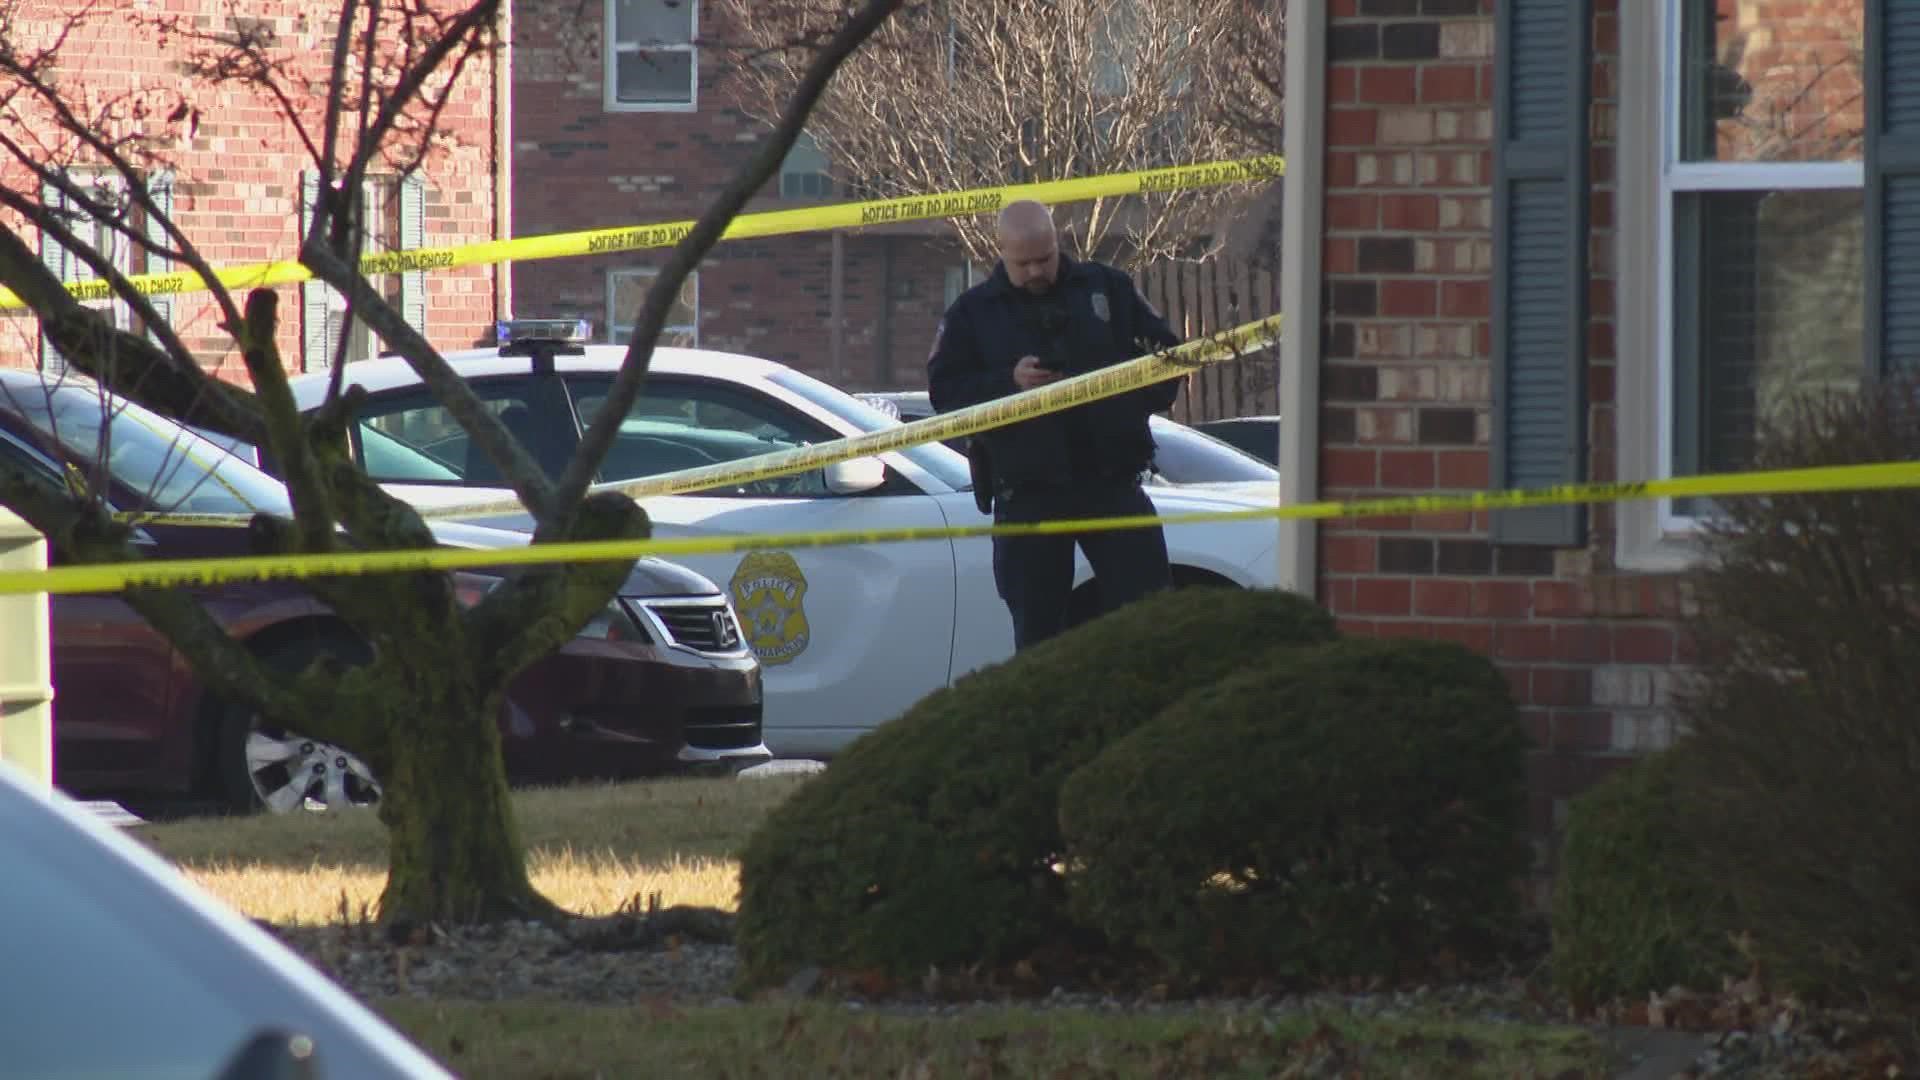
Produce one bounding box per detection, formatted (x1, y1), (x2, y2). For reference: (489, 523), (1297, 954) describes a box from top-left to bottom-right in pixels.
(131, 775), (811, 924)
(376, 999), (1613, 1079)
(130, 771), (1618, 1077)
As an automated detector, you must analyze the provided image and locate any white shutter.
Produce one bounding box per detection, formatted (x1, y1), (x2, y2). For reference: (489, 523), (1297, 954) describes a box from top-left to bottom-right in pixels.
(38, 178), (70, 375)
(144, 171), (175, 346)
(299, 171), (332, 370)
(397, 172), (427, 339)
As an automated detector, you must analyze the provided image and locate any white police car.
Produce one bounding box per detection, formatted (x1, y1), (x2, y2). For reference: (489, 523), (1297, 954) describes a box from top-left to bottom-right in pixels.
(282, 322), (1284, 757)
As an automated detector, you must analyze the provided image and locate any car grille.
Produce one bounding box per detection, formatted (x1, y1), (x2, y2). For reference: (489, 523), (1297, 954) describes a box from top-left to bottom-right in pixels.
(638, 599), (746, 655)
(685, 704), (763, 749)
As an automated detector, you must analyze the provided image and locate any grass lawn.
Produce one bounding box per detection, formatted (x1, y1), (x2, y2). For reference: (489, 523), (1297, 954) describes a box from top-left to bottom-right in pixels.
(132, 775), (810, 922)
(376, 999), (1611, 1079)
(134, 776), (1614, 1078)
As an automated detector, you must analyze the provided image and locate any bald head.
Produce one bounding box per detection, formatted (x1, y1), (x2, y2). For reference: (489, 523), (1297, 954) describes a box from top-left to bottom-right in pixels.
(996, 200), (1056, 244)
(996, 200), (1061, 294)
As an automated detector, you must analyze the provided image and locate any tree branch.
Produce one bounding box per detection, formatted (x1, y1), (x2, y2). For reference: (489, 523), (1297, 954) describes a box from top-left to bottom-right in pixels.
(0, 219), (267, 443)
(0, 459), (372, 752)
(226, 288), (338, 552)
(296, 241), (560, 524)
(553, 0), (908, 516)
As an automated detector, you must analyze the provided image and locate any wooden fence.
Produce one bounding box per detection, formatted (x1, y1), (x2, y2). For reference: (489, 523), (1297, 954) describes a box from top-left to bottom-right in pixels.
(1138, 257), (1282, 425)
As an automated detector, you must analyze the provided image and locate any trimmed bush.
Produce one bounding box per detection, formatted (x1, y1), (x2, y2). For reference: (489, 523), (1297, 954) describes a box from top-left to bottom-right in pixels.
(734, 587), (1338, 989)
(1057, 637), (1529, 986)
(1549, 746), (1741, 1008)
(1674, 379), (1920, 1006)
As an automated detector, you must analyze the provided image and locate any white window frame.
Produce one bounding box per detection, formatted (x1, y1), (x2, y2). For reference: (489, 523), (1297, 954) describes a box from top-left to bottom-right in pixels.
(603, 0), (699, 114)
(304, 176), (396, 367)
(66, 171), (135, 332)
(779, 131), (833, 200)
(606, 267), (699, 346)
(1617, 1), (1865, 570)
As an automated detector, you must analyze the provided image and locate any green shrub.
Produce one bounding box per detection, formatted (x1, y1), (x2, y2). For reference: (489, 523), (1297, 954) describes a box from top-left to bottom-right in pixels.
(1549, 746), (1742, 1008)
(1057, 637), (1530, 987)
(1674, 379), (1920, 1006)
(733, 587), (1338, 989)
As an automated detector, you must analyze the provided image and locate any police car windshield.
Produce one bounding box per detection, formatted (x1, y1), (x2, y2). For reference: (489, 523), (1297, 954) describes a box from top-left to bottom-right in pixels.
(765, 370), (975, 492)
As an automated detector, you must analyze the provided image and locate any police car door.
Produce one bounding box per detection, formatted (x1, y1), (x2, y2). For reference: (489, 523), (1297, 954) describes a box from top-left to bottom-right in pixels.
(564, 375), (957, 758)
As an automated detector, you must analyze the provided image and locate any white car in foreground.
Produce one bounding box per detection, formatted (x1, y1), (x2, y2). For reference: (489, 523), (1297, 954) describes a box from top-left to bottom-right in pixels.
(282, 328), (1284, 756)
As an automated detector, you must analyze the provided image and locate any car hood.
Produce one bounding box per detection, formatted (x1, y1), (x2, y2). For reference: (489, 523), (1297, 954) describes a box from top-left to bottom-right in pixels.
(1145, 482), (1286, 513)
(1148, 479), (1285, 501)
(423, 511), (720, 599)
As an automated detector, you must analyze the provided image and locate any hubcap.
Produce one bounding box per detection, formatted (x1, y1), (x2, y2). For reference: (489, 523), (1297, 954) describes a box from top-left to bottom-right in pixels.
(245, 728), (381, 813)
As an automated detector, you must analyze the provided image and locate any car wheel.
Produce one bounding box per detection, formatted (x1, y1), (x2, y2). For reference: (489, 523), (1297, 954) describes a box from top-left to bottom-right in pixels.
(215, 632), (381, 815)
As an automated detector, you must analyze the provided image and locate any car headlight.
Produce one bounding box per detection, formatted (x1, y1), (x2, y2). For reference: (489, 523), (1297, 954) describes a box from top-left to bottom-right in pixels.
(581, 601), (647, 642)
(452, 571), (504, 609)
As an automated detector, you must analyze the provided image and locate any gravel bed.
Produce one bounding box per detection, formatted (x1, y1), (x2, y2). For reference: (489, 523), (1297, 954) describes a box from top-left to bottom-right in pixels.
(267, 917), (743, 1005)
(264, 916), (1911, 1077)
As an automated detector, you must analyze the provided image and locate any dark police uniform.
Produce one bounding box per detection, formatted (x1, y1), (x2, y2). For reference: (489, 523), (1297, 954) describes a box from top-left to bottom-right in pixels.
(927, 254), (1182, 651)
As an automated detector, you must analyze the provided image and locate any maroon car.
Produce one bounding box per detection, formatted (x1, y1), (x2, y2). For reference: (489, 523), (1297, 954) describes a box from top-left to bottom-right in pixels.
(0, 371), (770, 814)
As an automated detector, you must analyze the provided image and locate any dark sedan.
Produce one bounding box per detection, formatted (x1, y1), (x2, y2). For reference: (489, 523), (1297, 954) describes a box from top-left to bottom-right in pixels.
(1192, 415), (1282, 467)
(0, 371), (770, 814)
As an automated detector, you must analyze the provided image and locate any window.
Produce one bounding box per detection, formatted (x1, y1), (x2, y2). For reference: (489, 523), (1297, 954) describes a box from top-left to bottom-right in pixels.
(36, 170), (174, 374)
(1092, 0), (1138, 98)
(1615, 1), (1868, 567)
(567, 375), (845, 498)
(298, 171), (427, 370)
(606, 0), (697, 112)
(353, 380), (576, 486)
(943, 265), (974, 309)
(1661, 2), (1864, 515)
(779, 131), (833, 199)
(607, 268), (698, 346)
(765, 368), (976, 492)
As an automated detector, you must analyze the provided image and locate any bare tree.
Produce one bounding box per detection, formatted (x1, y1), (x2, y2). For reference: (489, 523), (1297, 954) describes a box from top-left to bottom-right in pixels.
(0, 0), (902, 925)
(716, 0), (1284, 268)
(1205, 0), (1285, 160)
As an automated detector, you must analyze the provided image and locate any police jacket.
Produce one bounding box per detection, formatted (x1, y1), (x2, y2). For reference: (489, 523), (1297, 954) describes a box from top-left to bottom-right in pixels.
(926, 255), (1181, 490)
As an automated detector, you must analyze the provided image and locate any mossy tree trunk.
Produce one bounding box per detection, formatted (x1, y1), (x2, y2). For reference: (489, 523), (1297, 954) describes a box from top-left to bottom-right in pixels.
(0, 0), (906, 928)
(373, 682), (556, 924)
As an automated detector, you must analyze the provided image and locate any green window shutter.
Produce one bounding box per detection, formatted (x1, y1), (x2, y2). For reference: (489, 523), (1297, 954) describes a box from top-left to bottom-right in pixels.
(144, 171), (175, 346)
(1490, 0), (1591, 545)
(38, 179), (70, 375)
(299, 170), (332, 370)
(1867, 0), (1920, 374)
(397, 172), (428, 338)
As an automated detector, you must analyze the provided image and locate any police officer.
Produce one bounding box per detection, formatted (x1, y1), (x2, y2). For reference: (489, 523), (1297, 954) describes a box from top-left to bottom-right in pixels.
(927, 199), (1182, 652)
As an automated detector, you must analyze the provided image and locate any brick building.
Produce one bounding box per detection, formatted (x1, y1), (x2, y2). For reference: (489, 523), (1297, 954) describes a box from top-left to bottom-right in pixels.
(1272, 0), (1893, 874)
(509, 0), (971, 392)
(2, 2), (505, 377)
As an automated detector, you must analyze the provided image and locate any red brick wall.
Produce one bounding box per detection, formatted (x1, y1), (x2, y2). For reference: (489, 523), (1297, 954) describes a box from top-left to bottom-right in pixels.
(0, 1), (500, 380)
(1319, 0), (1684, 879)
(511, 0), (960, 391)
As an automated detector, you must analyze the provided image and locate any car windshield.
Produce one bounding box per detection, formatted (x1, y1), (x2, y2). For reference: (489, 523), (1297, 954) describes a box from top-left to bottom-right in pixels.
(3, 381), (295, 516)
(765, 370), (975, 491)
(1149, 421), (1279, 484)
(360, 422), (462, 482)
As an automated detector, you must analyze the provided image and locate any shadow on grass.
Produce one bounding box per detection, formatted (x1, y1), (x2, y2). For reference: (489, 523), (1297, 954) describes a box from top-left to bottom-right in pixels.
(130, 775), (813, 875)
(375, 999), (1613, 1079)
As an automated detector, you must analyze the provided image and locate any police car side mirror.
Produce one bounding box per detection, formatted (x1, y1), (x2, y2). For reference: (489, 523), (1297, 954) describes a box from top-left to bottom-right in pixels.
(824, 456), (887, 495)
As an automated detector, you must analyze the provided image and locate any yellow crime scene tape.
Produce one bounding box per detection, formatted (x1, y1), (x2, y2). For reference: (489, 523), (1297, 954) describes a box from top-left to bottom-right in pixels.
(424, 314), (1289, 520)
(12, 458), (1920, 597)
(12, 150), (1917, 597)
(0, 156), (1286, 310)
(105, 313), (1288, 529)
